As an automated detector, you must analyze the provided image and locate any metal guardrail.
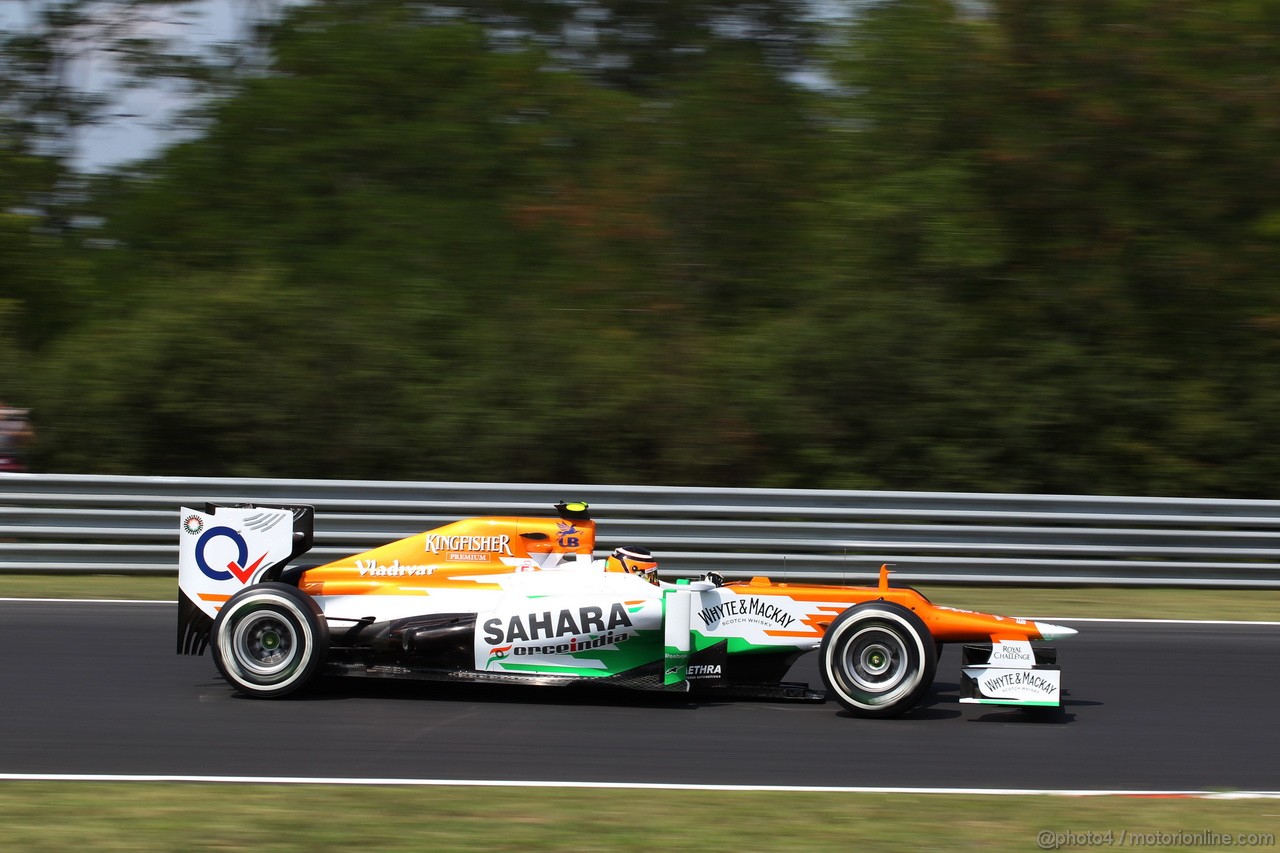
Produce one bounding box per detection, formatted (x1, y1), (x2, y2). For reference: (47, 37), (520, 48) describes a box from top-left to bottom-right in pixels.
(4, 473), (1280, 586)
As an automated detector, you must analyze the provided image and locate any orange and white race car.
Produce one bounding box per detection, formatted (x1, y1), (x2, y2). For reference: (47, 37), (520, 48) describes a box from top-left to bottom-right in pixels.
(177, 501), (1075, 718)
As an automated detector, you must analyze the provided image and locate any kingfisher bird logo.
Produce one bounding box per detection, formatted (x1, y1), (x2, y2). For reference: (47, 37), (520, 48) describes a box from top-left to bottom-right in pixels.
(556, 521), (580, 548)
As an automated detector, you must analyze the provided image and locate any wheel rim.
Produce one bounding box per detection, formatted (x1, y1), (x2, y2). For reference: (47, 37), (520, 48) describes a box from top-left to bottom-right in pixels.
(843, 626), (909, 695)
(232, 609), (300, 679)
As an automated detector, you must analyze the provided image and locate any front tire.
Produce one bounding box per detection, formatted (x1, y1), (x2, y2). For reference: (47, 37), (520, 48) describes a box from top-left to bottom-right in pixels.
(212, 583), (328, 698)
(820, 601), (937, 718)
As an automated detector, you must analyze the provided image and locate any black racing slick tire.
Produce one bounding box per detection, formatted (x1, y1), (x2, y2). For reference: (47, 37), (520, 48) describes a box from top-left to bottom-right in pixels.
(820, 601), (937, 718)
(212, 583), (329, 698)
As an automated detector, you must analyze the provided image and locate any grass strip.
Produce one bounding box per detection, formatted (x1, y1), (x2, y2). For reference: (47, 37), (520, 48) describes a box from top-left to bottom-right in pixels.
(0, 783), (1276, 852)
(921, 585), (1280, 621)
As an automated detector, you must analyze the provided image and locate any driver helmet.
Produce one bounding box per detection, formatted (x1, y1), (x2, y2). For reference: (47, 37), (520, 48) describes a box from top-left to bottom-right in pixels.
(607, 546), (658, 585)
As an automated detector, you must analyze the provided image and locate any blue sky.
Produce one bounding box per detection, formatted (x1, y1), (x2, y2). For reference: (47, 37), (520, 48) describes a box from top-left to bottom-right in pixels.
(1, 0), (241, 170)
(85, 1), (241, 170)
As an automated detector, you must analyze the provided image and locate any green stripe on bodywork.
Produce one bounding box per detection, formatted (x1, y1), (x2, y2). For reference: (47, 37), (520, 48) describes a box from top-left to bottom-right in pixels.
(493, 663), (614, 677)
(488, 629), (663, 677)
(692, 631), (807, 655)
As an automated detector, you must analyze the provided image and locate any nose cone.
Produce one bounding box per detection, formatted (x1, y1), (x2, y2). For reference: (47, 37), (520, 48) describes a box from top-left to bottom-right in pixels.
(1034, 621), (1078, 641)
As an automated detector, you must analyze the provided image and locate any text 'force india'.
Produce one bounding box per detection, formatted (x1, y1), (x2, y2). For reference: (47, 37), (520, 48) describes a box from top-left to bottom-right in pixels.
(177, 502), (1077, 718)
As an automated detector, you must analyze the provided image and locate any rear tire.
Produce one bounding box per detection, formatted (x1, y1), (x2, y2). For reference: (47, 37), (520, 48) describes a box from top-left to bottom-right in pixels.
(820, 601), (937, 718)
(212, 583), (328, 698)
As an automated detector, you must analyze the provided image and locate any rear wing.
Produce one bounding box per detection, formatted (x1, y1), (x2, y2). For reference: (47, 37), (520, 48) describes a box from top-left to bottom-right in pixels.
(177, 503), (314, 655)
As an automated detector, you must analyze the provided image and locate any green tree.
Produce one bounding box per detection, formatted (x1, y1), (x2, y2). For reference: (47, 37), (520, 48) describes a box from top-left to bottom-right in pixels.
(28, 0), (1280, 497)
(749, 0), (1280, 495)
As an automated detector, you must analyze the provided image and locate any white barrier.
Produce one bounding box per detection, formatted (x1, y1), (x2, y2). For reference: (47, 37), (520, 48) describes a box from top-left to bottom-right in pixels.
(3, 473), (1280, 586)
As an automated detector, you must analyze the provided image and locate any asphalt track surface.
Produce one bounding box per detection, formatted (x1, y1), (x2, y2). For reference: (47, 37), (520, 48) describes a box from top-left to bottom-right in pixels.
(2, 600), (1278, 791)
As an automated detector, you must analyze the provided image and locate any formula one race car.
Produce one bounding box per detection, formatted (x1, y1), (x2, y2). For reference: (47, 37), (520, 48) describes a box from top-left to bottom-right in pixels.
(177, 501), (1076, 718)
